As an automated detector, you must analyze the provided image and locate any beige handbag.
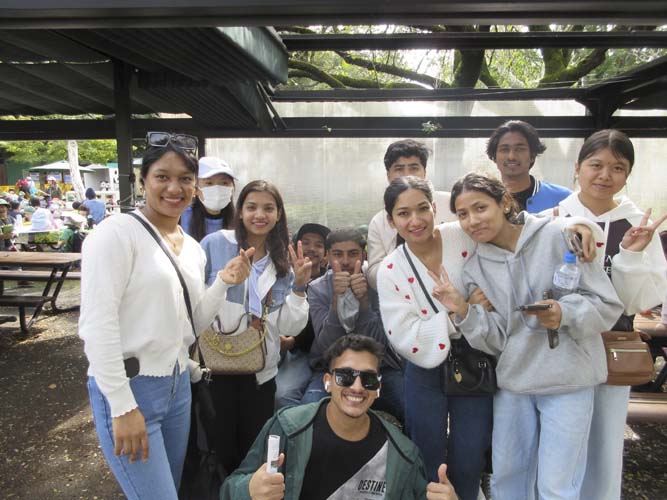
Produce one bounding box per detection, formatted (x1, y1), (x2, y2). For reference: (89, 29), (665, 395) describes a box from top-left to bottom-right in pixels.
(601, 330), (654, 386)
(198, 289), (272, 375)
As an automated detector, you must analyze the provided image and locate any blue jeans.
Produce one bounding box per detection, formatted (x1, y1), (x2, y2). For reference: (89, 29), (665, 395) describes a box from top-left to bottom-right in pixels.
(580, 384), (630, 500)
(88, 365), (191, 500)
(275, 350), (312, 409)
(301, 367), (405, 422)
(492, 388), (594, 500)
(404, 361), (492, 500)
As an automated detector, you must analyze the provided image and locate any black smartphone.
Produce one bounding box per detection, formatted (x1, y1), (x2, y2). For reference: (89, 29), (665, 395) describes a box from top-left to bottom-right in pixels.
(516, 303), (552, 311)
(124, 357), (140, 378)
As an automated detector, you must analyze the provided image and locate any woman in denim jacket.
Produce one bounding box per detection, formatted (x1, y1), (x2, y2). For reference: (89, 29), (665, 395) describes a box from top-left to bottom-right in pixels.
(200, 180), (310, 474)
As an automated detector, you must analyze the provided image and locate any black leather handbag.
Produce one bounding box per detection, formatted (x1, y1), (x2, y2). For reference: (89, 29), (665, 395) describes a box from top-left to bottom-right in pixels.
(402, 244), (497, 397)
(442, 336), (497, 396)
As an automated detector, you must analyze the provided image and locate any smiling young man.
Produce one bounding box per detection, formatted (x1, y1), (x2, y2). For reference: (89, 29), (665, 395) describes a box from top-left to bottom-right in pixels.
(221, 335), (458, 500)
(486, 120), (571, 213)
(367, 140), (457, 290)
(300, 228), (404, 421)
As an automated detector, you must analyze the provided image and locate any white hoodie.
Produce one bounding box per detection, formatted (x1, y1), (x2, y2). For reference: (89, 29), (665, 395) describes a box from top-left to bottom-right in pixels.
(542, 194), (667, 315)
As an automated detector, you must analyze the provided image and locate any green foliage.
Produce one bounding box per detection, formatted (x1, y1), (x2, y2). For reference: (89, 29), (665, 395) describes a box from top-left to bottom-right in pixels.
(0, 139), (118, 166)
(281, 24), (667, 90)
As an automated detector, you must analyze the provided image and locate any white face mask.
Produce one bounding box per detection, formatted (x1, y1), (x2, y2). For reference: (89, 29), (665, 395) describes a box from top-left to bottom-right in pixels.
(199, 185), (233, 211)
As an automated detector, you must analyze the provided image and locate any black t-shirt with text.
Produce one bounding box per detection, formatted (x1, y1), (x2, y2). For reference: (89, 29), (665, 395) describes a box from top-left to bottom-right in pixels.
(299, 403), (388, 500)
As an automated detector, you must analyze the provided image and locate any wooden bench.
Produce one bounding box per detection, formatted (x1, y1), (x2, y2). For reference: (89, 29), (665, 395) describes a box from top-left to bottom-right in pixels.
(0, 270), (81, 281)
(627, 392), (667, 424)
(0, 295), (53, 334)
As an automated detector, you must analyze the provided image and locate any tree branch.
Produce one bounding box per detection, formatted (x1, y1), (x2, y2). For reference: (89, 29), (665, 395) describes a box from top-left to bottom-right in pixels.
(288, 60), (424, 89)
(288, 59), (346, 88)
(335, 51), (447, 88)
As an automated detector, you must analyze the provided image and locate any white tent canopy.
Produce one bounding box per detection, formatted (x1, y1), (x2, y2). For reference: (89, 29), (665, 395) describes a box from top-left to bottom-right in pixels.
(29, 160), (94, 173)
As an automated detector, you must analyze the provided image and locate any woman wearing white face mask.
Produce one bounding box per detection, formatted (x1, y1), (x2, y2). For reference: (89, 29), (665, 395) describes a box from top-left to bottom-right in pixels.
(180, 156), (237, 241)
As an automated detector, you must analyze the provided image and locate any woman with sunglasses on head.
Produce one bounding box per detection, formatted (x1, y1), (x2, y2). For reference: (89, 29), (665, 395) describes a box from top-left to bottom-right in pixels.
(79, 133), (254, 500)
(428, 172), (624, 500)
(200, 179), (310, 474)
(541, 130), (667, 500)
(180, 156), (238, 242)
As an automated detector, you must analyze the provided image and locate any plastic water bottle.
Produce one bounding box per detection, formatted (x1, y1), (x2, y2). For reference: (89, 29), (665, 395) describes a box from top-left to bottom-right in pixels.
(552, 251), (581, 299)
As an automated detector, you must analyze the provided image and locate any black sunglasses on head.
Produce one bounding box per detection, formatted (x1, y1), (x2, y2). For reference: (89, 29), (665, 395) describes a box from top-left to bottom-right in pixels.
(331, 368), (382, 390)
(146, 131), (198, 153)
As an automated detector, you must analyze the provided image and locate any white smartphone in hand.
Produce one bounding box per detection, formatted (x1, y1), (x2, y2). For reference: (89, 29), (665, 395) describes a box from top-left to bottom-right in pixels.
(266, 435), (280, 473)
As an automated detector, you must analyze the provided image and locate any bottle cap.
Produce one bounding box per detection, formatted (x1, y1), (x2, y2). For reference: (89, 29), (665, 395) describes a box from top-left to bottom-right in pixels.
(564, 251), (577, 263)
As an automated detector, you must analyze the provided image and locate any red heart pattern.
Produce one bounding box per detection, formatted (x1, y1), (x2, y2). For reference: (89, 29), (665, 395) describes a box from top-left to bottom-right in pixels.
(412, 347), (419, 353)
(421, 309), (428, 315)
(405, 294), (411, 300)
(395, 285), (400, 291)
(387, 263), (393, 269)
(462, 251), (468, 258)
(596, 242), (604, 247)
(439, 343), (446, 350)
(408, 277), (415, 283)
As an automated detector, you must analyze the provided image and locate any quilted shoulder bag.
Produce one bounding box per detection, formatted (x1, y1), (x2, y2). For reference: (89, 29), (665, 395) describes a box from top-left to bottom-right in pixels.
(402, 244), (497, 396)
(198, 286), (271, 375)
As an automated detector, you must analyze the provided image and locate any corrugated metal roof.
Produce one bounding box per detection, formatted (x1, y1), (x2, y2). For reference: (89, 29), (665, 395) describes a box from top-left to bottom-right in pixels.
(0, 27), (287, 130)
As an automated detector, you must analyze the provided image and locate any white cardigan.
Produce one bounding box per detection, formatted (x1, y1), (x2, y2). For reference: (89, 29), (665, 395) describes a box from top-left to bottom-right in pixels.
(377, 222), (473, 368)
(78, 211), (228, 417)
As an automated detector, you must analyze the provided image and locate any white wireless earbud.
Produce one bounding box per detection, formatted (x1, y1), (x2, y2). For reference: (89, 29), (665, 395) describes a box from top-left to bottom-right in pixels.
(325, 381), (330, 391)
(376, 388), (381, 398)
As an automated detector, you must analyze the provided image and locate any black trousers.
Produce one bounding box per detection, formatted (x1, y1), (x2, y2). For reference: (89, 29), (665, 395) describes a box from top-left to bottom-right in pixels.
(208, 374), (276, 474)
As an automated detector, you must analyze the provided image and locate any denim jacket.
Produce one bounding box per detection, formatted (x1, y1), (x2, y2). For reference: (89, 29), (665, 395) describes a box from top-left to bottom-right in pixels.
(200, 230), (309, 384)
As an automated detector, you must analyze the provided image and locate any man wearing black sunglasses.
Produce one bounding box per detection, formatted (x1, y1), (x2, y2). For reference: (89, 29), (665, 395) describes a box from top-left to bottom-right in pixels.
(221, 335), (457, 500)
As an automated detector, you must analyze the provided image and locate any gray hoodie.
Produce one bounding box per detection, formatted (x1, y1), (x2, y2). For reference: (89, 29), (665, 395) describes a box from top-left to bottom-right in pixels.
(457, 213), (624, 395)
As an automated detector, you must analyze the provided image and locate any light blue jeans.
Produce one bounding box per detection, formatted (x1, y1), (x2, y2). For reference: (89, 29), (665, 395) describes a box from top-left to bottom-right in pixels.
(275, 350), (312, 409)
(580, 384), (630, 500)
(491, 388), (595, 500)
(87, 365), (191, 500)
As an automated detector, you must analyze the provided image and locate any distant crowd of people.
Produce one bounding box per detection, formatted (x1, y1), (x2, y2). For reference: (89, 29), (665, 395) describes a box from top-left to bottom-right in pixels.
(0, 177), (113, 252)
(77, 124), (667, 500)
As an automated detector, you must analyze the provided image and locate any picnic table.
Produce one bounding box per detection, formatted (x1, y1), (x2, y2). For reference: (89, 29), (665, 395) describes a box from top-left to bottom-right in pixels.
(0, 252), (81, 334)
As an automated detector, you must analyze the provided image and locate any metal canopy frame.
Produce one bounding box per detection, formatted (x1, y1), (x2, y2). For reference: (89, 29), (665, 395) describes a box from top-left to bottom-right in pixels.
(281, 31), (667, 52)
(1, 1), (667, 28)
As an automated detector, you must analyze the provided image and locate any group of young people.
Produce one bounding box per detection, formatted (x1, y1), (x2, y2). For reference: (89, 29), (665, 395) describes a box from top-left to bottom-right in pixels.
(78, 122), (666, 500)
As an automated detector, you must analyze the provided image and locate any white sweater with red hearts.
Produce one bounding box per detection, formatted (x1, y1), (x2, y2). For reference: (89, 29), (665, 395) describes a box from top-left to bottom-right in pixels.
(377, 222), (474, 368)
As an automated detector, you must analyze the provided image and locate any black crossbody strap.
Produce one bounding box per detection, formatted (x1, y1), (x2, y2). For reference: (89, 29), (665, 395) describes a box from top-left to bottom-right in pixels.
(128, 212), (206, 366)
(402, 243), (440, 315)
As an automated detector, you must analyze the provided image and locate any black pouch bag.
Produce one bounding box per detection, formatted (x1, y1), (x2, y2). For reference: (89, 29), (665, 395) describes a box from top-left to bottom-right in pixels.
(442, 336), (497, 396)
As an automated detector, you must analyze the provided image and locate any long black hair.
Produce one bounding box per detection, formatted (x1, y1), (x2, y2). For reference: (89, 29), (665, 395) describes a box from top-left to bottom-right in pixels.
(235, 180), (290, 277)
(187, 196), (235, 242)
(450, 172), (520, 221)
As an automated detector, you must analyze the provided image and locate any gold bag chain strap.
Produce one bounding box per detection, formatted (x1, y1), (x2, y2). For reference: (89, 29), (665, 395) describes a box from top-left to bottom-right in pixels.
(204, 289), (272, 357)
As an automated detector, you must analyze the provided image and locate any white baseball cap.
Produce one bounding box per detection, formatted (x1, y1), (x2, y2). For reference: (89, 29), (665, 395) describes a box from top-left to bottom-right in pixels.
(198, 156), (238, 181)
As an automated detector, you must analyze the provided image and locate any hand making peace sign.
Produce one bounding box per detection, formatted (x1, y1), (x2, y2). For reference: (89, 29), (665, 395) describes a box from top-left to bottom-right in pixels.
(621, 208), (667, 253)
(289, 240), (312, 287)
(428, 265), (469, 317)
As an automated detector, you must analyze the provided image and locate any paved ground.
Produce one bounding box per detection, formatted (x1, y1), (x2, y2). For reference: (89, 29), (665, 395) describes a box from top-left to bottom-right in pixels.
(0, 281), (665, 499)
